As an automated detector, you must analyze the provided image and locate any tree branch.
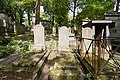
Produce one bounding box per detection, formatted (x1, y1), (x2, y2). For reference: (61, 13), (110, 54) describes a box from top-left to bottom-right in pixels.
(66, 5), (74, 12)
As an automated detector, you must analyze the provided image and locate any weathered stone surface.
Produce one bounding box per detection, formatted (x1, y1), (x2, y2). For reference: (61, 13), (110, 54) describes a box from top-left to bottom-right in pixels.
(58, 26), (69, 51)
(82, 27), (95, 52)
(49, 52), (83, 80)
(0, 54), (20, 68)
(52, 27), (56, 36)
(69, 33), (76, 49)
(34, 23), (45, 51)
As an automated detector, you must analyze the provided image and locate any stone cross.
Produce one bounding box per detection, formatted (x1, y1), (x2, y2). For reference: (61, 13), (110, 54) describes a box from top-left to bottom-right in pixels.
(34, 23), (45, 51)
(58, 26), (69, 51)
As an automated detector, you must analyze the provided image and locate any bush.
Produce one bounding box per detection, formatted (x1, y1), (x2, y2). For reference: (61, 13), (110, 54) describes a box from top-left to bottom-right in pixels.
(110, 28), (117, 33)
(0, 36), (10, 46)
(8, 40), (31, 54)
(0, 46), (15, 59)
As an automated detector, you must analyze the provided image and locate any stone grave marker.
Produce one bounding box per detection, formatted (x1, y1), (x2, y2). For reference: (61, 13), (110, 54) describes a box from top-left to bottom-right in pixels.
(58, 26), (69, 51)
(52, 27), (56, 36)
(34, 23), (45, 51)
(69, 33), (76, 49)
(82, 27), (95, 52)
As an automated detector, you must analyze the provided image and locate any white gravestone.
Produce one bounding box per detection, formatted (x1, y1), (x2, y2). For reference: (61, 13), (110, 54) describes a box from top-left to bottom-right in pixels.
(52, 27), (56, 36)
(82, 27), (95, 52)
(58, 26), (69, 51)
(69, 33), (76, 49)
(34, 23), (45, 50)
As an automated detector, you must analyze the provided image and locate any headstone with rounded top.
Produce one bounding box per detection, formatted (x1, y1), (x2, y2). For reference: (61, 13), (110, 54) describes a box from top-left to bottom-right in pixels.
(58, 26), (69, 51)
(34, 23), (45, 51)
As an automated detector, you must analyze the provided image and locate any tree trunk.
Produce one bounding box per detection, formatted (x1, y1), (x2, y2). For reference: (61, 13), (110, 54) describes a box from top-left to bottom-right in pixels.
(35, 0), (40, 25)
(116, 0), (120, 12)
(28, 12), (31, 25)
(52, 15), (54, 26)
(73, 0), (77, 22)
(20, 12), (23, 25)
(72, 0), (77, 27)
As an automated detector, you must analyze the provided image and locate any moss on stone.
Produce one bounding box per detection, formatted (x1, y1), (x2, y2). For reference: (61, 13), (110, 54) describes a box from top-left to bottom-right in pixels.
(49, 51), (81, 80)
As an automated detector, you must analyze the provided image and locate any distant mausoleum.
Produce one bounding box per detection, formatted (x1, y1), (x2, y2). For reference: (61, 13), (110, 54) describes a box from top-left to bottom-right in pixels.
(104, 0), (120, 37)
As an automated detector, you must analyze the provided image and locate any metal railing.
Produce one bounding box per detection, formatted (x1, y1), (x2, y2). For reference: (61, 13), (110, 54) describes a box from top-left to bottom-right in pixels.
(77, 37), (120, 78)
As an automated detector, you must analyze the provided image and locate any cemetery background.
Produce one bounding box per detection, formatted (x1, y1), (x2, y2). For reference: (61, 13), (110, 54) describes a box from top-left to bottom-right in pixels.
(0, 0), (120, 80)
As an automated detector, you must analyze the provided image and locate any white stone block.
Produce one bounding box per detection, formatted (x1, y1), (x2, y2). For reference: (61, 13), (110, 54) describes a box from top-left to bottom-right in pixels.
(34, 23), (45, 51)
(58, 26), (69, 51)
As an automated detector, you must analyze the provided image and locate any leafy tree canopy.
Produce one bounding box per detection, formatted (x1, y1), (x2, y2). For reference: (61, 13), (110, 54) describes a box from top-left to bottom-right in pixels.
(43, 0), (70, 26)
(76, 0), (115, 21)
(0, 0), (115, 26)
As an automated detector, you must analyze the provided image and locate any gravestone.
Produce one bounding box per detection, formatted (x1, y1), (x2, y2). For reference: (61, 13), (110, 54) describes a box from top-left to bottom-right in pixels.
(0, 13), (8, 36)
(52, 27), (56, 36)
(69, 33), (76, 49)
(58, 26), (69, 51)
(34, 23), (45, 51)
(82, 26), (95, 53)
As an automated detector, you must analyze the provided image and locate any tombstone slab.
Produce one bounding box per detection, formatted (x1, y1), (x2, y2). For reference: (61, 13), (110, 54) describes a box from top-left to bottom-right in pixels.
(34, 23), (45, 51)
(52, 27), (56, 36)
(82, 27), (95, 52)
(58, 26), (69, 51)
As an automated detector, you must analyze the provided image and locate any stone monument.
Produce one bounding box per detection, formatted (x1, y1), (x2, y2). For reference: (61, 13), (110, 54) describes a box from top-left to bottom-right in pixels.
(82, 26), (95, 52)
(105, 1), (120, 36)
(104, 0), (120, 52)
(82, 18), (95, 52)
(52, 27), (56, 36)
(34, 23), (45, 51)
(58, 26), (69, 51)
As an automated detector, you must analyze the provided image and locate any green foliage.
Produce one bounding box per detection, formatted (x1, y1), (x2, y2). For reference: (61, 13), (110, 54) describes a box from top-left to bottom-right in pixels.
(49, 51), (81, 80)
(85, 73), (93, 80)
(8, 40), (31, 54)
(71, 49), (77, 53)
(43, 0), (115, 27)
(96, 75), (107, 80)
(0, 39), (32, 58)
(0, 46), (15, 59)
(1, 0), (115, 27)
(76, 0), (115, 21)
(110, 28), (117, 33)
(21, 0), (36, 12)
(12, 0), (35, 23)
(0, 36), (10, 46)
(0, 0), (35, 25)
(43, 0), (69, 26)
(0, 33), (33, 58)
(40, 12), (50, 20)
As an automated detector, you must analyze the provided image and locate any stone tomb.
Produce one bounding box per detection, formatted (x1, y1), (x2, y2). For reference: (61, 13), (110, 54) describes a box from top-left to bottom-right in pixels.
(34, 23), (45, 51)
(82, 20), (114, 53)
(58, 26), (69, 51)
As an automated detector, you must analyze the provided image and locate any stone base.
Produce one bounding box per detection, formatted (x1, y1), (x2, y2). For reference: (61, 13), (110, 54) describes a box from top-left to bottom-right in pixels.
(34, 45), (45, 51)
(58, 45), (70, 51)
(29, 44), (46, 51)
